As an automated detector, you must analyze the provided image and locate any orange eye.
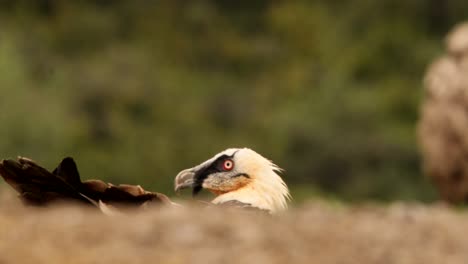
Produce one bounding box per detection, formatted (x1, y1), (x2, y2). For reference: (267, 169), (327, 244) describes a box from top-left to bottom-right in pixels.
(223, 160), (234, 171)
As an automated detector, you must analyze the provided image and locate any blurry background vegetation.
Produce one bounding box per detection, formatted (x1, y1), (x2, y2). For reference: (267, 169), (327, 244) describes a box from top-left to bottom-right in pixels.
(0, 0), (467, 203)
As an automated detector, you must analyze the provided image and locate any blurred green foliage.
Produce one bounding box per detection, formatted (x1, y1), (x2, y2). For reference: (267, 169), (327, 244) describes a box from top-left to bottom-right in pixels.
(0, 0), (467, 203)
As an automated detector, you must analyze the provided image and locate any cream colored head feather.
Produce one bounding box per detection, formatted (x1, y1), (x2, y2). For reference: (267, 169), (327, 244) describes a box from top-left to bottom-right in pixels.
(175, 148), (291, 214)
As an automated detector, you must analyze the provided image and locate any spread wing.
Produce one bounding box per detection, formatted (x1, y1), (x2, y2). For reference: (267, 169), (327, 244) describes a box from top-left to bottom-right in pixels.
(0, 157), (171, 208)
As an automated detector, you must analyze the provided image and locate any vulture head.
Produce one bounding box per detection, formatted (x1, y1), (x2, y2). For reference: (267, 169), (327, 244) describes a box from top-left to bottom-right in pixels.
(174, 148), (291, 213)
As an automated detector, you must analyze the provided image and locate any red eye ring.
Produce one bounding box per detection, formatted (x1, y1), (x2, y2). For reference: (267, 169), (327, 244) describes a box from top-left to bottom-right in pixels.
(223, 159), (234, 171)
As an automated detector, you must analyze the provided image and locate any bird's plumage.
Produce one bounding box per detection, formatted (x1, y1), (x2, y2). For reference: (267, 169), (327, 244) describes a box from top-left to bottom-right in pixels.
(419, 22), (468, 203)
(0, 148), (291, 214)
(0, 157), (171, 208)
(175, 148), (291, 213)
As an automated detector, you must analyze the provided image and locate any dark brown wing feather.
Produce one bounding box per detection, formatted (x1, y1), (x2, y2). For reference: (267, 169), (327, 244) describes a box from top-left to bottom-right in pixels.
(0, 157), (171, 208)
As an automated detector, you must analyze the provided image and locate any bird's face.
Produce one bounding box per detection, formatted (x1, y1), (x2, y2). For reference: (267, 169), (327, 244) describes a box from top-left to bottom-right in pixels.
(174, 148), (290, 213)
(174, 149), (253, 196)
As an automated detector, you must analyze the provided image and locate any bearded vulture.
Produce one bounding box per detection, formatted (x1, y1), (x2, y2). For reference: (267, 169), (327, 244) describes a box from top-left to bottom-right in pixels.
(175, 148), (290, 213)
(0, 148), (290, 214)
(418, 23), (468, 203)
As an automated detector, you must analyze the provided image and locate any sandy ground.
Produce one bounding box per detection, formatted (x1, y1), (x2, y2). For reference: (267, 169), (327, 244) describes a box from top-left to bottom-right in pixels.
(0, 191), (468, 264)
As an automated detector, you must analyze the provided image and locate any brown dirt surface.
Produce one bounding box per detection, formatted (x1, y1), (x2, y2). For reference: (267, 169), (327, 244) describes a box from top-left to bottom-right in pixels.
(0, 190), (467, 264)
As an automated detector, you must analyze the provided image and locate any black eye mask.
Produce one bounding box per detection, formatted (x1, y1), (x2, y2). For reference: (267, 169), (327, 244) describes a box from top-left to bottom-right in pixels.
(192, 152), (238, 196)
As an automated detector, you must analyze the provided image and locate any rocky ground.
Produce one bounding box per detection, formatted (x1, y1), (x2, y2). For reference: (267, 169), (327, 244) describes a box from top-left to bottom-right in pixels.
(0, 191), (467, 264)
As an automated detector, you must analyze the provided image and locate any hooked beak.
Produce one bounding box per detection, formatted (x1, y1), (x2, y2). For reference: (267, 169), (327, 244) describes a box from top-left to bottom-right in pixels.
(174, 168), (196, 193)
